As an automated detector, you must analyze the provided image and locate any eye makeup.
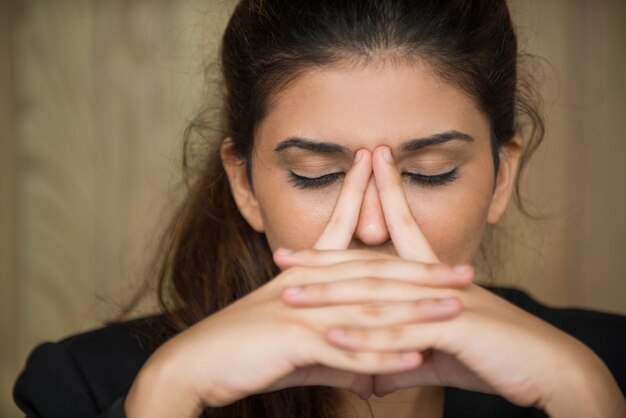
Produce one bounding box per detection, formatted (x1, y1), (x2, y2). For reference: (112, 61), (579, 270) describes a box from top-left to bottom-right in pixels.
(402, 167), (459, 186)
(288, 171), (345, 189)
(277, 135), (469, 190)
(287, 167), (459, 189)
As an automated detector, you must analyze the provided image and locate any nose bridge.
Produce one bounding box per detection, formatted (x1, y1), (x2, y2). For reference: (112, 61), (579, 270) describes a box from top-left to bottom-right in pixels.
(354, 175), (390, 246)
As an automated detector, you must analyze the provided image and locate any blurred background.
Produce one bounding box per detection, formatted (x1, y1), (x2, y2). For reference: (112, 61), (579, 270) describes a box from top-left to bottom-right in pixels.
(1, 0), (625, 416)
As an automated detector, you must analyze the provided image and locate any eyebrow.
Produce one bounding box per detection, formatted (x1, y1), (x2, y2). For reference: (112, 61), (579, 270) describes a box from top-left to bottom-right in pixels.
(401, 130), (474, 152)
(274, 130), (474, 154)
(274, 137), (349, 153)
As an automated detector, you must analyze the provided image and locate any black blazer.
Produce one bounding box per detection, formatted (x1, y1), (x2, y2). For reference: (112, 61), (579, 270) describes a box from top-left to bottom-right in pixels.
(13, 287), (626, 418)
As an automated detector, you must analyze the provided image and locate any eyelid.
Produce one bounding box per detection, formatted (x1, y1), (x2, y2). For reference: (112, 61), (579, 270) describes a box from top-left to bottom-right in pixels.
(402, 160), (457, 172)
(402, 167), (459, 187)
(403, 167), (456, 176)
(288, 171), (345, 189)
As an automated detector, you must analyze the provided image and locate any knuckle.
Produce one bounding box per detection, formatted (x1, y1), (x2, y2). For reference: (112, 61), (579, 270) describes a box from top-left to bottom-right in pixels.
(307, 248), (320, 256)
(327, 217), (350, 234)
(354, 249), (371, 258)
(419, 262), (441, 278)
(379, 352), (398, 367)
(445, 288), (463, 301)
(272, 272), (290, 288)
(341, 350), (358, 363)
(327, 213), (348, 230)
(201, 385), (231, 407)
(360, 302), (385, 319)
(295, 249), (315, 260)
(375, 176), (392, 193)
(361, 277), (383, 292)
(400, 210), (416, 226)
(281, 315), (307, 338)
(281, 266), (307, 286)
(345, 329), (368, 348)
(388, 325), (404, 342)
(423, 262), (438, 273)
(308, 282), (328, 299)
(360, 259), (385, 276)
(409, 300), (429, 318)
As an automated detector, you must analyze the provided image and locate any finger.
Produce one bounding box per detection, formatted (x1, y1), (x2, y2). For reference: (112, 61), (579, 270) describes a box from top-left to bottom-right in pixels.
(374, 363), (442, 396)
(268, 365), (374, 400)
(326, 321), (453, 353)
(374, 353), (494, 397)
(274, 247), (398, 270)
(282, 276), (469, 306)
(306, 344), (423, 375)
(372, 146), (439, 263)
(313, 150), (371, 250)
(298, 298), (462, 330)
(290, 318), (423, 375)
(278, 259), (474, 293)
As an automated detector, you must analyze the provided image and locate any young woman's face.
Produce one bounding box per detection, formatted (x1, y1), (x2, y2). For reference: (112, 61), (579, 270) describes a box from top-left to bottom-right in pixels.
(224, 62), (520, 265)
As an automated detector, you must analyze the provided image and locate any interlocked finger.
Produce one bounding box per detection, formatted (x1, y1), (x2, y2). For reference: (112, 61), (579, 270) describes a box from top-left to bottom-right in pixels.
(278, 258), (473, 290)
(274, 247), (398, 270)
(308, 343), (423, 375)
(299, 298), (462, 330)
(326, 321), (451, 353)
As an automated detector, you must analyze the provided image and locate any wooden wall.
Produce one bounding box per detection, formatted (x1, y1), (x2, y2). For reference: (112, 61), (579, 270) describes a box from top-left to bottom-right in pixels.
(1, 1), (625, 416)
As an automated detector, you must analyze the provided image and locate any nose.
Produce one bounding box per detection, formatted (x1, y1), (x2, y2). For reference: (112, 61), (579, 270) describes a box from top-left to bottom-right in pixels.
(353, 175), (391, 246)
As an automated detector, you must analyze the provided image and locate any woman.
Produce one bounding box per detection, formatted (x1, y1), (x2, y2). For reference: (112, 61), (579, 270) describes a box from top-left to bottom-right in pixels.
(14, 1), (626, 417)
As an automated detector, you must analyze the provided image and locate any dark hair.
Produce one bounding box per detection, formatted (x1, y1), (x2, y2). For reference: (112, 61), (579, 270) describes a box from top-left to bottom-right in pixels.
(133, 1), (544, 417)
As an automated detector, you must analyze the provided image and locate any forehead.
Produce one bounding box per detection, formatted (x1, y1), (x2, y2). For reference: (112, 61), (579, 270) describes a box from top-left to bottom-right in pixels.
(254, 61), (491, 152)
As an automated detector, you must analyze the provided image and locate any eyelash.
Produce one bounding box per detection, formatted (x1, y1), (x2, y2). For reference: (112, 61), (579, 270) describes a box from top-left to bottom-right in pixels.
(403, 168), (459, 186)
(289, 172), (345, 189)
(288, 168), (459, 189)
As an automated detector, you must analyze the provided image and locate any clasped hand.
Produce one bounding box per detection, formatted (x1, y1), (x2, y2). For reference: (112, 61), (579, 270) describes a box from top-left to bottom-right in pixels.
(126, 148), (626, 418)
(274, 147), (542, 405)
(271, 147), (624, 416)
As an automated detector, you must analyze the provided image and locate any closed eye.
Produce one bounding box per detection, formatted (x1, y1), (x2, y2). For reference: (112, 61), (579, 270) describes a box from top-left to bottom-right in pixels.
(287, 168), (459, 189)
(402, 168), (459, 186)
(288, 171), (345, 189)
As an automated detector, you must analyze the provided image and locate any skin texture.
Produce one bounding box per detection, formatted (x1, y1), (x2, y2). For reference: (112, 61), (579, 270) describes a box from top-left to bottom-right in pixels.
(224, 61), (519, 264)
(124, 61), (626, 418)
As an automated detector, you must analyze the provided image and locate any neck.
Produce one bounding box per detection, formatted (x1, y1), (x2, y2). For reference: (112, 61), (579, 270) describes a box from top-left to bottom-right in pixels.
(335, 386), (445, 418)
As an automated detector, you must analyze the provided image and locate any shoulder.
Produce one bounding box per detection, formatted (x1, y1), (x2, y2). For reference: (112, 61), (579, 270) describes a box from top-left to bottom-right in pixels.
(14, 315), (168, 418)
(486, 285), (626, 394)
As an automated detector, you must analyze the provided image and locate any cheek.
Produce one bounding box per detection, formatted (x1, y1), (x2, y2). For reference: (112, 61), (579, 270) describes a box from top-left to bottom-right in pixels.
(405, 180), (493, 264)
(257, 183), (339, 251)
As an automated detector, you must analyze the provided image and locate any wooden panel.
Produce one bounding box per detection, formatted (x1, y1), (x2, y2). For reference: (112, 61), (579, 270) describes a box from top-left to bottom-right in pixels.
(13, 0), (99, 357)
(6, 3), (233, 414)
(578, 0), (626, 312)
(0, 0), (18, 415)
(505, 0), (626, 314)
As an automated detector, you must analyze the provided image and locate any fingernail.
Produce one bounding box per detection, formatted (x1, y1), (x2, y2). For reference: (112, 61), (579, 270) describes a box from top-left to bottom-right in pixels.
(354, 150), (363, 163)
(399, 352), (418, 362)
(453, 264), (472, 276)
(382, 147), (393, 163)
(329, 328), (347, 339)
(275, 248), (294, 257)
(283, 286), (302, 295)
(438, 297), (459, 307)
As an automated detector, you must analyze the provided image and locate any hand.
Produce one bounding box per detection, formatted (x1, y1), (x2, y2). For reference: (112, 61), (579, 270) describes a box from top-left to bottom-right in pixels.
(124, 150), (469, 418)
(279, 146), (626, 417)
